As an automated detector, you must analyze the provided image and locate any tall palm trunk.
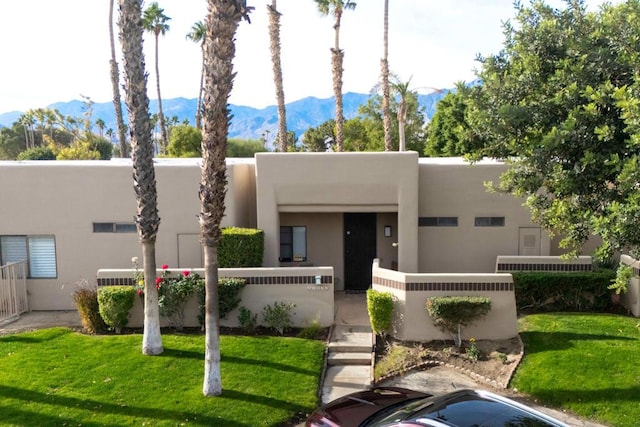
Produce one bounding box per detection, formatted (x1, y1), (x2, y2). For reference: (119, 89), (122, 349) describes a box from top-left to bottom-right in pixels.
(332, 9), (345, 152)
(154, 34), (168, 153)
(201, 0), (251, 397)
(268, 1), (288, 152)
(109, 0), (129, 157)
(398, 99), (407, 152)
(196, 50), (204, 129)
(381, 0), (392, 151)
(118, 0), (163, 356)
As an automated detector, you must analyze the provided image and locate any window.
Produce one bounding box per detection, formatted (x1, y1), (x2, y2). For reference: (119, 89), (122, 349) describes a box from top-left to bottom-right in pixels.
(0, 235), (57, 278)
(93, 222), (137, 233)
(419, 217), (458, 227)
(475, 216), (505, 227)
(279, 226), (307, 262)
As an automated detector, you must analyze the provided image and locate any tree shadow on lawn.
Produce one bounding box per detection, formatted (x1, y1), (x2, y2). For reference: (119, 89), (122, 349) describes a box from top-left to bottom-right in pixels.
(519, 331), (635, 353)
(528, 384), (640, 408)
(0, 384), (307, 426)
(0, 328), (70, 344)
(162, 347), (319, 377)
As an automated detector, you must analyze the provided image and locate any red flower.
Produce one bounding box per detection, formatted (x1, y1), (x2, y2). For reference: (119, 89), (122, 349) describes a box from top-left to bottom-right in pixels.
(155, 277), (162, 286)
(182, 271), (190, 277)
(162, 264), (169, 270)
(137, 289), (143, 296)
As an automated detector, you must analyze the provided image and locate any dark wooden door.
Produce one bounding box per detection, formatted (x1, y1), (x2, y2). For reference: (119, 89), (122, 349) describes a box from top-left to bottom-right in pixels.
(344, 213), (377, 291)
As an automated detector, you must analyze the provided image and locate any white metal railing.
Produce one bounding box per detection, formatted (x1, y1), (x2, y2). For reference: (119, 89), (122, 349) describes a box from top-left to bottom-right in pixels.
(0, 261), (29, 325)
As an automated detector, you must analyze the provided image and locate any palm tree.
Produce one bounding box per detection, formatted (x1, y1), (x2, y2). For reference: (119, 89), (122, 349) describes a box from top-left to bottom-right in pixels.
(314, 0), (356, 152)
(381, 0), (392, 151)
(142, 2), (171, 153)
(109, 0), (129, 158)
(95, 118), (106, 138)
(186, 21), (206, 130)
(267, 1), (288, 152)
(391, 77), (412, 152)
(118, 0), (163, 356)
(200, 0), (252, 397)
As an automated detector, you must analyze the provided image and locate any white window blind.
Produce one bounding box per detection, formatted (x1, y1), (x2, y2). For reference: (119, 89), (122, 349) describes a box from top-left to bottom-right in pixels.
(28, 236), (57, 278)
(0, 236), (28, 264)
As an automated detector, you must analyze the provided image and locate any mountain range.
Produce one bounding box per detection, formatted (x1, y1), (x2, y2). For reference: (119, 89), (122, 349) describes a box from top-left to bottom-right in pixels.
(0, 90), (451, 143)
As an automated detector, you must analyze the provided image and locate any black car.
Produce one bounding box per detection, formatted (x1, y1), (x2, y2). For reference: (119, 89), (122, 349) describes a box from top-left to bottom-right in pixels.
(306, 388), (568, 427)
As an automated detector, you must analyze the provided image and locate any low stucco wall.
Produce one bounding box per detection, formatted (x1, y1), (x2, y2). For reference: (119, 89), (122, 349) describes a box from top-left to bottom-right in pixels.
(496, 255), (592, 273)
(97, 266), (334, 328)
(372, 260), (517, 342)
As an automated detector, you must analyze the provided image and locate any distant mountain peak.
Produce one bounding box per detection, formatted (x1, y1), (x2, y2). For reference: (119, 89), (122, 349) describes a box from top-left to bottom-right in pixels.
(0, 90), (451, 140)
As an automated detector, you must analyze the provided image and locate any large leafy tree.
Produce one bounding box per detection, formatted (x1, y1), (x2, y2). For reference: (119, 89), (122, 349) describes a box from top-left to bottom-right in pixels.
(109, 0), (129, 157)
(314, 0), (356, 152)
(426, 83), (483, 157)
(186, 21), (206, 129)
(468, 0), (640, 258)
(267, 1), (288, 152)
(142, 2), (171, 153)
(200, 0), (251, 397)
(119, 0), (163, 355)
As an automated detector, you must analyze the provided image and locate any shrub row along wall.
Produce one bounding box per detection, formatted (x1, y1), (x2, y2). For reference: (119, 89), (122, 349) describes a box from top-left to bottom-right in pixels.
(495, 255), (619, 314)
(96, 267), (334, 328)
(372, 259), (518, 342)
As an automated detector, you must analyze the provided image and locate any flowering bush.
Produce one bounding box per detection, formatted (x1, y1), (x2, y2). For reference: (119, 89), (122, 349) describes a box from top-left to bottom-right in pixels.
(157, 268), (202, 331)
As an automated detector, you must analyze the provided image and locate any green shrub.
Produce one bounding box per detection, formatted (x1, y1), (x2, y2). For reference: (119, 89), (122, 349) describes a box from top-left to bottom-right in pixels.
(97, 286), (136, 333)
(262, 301), (296, 335)
(196, 277), (247, 328)
(158, 271), (202, 330)
(426, 296), (491, 347)
(17, 146), (56, 160)
(513, 270), (616, 312)
(609, 264), (633, 295)
(238, 306), (258, 334)
(366, 289), (394, 336)
(297, 319), (325, 340)
(73, 281), (106, 334)
(219, 228), (264, 267)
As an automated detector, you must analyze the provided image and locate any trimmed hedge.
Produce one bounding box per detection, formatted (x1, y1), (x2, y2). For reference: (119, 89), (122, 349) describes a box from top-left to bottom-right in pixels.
(97, 286), (136, 333)
(366, 289), (394, 336)
(426, 296), (491, 347)
(513, 269), (616, 313)
(219, 227), (264, 268)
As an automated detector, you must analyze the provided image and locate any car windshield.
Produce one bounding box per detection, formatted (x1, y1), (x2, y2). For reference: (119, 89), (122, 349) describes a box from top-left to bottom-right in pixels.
(365, 393), (559, 427)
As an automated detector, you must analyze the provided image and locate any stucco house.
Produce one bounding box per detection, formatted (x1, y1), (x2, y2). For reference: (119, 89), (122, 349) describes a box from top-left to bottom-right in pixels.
(1, 151), (604, 338)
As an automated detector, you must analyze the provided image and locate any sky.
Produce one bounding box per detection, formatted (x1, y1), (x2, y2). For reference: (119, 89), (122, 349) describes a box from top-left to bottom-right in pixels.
(0, 0), (619, 115)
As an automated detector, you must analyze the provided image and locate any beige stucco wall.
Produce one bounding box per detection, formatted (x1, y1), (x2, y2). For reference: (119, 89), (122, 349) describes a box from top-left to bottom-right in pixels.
(97, 266), (334, 328)
(255, 152), (419, 282)
(372, 260), (518, 342)
(0, 159), (255, 310)
(417, 158), (550, 273)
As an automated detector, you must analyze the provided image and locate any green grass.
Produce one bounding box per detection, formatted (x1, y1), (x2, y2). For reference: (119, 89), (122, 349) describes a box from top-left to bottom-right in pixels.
(513, 313), (640, 427)
(0, 328), (325, 426)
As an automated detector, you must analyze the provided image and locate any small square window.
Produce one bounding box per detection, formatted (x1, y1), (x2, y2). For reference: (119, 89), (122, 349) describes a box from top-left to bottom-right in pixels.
(279, 226), (307, 262)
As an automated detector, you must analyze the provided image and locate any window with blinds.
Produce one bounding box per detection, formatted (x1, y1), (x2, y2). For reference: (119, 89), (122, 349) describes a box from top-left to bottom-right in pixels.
(0, 235), (57, 278)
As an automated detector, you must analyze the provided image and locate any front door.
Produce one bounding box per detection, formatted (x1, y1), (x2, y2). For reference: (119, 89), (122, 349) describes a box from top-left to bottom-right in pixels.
(344, 213), (377, 291)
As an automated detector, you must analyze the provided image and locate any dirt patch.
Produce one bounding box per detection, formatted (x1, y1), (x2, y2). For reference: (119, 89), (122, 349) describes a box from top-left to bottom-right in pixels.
(376, 336), (524, 389)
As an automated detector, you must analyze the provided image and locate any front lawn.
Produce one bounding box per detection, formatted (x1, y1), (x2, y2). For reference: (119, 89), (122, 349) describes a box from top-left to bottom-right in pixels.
(0, 328), (324, 426)
(513, 313), (640, 427)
